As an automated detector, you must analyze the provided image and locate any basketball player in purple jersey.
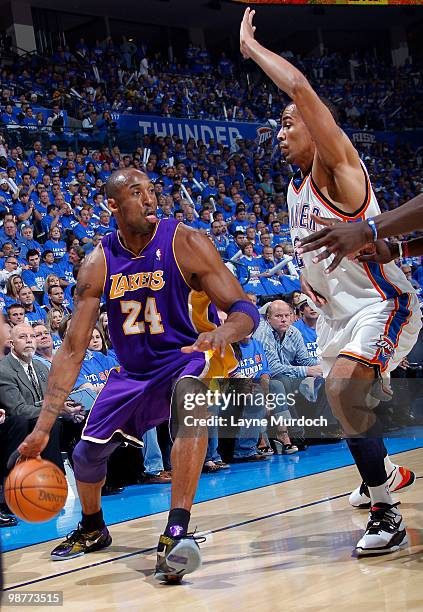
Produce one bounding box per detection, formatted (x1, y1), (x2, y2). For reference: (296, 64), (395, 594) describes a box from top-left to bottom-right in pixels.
(240, 8), (420, 555)
(18, 168), (259, 582)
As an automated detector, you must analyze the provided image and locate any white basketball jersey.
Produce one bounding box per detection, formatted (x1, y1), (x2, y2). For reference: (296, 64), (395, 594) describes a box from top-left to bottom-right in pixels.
(287, 164), (414, 321)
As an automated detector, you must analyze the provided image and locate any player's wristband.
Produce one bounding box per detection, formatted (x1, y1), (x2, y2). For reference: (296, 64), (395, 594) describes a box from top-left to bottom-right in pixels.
(228, 299), (260, 334)
(366, 217), (378, 241)
(397, 241), (403, 260)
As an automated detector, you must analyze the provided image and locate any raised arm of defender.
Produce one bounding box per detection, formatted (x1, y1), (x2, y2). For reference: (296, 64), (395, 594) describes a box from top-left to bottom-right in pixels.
(240, 8), (364, 210)
(18, 247), (105, 457)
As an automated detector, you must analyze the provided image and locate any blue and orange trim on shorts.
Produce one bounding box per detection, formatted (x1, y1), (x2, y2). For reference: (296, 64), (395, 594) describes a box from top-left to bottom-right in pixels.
(339, 293), (412, 373)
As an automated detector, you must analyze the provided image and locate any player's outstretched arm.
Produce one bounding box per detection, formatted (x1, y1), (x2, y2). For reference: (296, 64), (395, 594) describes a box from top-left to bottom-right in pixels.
(297, 193), (423, 272)
(18, 247), (105, 457)
(176, 227), (257, 357)
(240, 8), (359, 174)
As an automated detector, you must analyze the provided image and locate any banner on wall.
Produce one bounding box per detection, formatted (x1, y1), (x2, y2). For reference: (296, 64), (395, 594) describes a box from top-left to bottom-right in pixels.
(110, 111), (422, 150)
(111, 112), (257, 147)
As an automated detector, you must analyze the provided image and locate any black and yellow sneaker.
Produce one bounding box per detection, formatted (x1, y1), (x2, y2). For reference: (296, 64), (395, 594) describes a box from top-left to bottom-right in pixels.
(50, 523), (112, 561)
(154, 533), (205, 583)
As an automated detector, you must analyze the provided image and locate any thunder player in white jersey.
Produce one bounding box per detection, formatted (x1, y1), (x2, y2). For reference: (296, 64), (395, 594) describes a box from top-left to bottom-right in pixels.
(240, 8), (421, 556)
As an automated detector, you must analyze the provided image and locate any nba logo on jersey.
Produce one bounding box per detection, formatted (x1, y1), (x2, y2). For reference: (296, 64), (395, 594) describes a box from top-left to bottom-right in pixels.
(156, 249), (161, 261)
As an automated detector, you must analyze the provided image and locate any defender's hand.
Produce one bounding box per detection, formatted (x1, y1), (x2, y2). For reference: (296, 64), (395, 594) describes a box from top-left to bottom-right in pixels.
(297, 215), (373, 273)
(240, 7), (257, 59)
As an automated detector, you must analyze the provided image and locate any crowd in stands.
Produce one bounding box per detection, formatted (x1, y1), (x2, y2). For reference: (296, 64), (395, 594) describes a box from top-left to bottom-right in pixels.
(1, 37), (422, 130)
(0, 35), (422, 528)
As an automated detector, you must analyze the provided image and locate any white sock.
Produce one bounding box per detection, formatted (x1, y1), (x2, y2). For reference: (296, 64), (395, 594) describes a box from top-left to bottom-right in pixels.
(384, 454), (397, 476)
(368, 482), (394, 507)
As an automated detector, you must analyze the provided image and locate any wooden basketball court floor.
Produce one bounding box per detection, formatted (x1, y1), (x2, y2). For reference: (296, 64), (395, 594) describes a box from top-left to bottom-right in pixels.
(2, 447), (422, 612)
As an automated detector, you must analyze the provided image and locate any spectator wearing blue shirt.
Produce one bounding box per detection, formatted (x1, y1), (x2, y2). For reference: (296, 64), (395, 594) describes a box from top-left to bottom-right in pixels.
(232, 335), (271, 462)
(73, 209), (96, 244)
(22, 249), (47, 291)
(12, 192), (38, 224)
(210, 220), (229, 256)
(238, 242), (267, 295)
(39, 249), (60, 277)
(196, 208), (212, 234)
(20, 224), (42, 255)
(29, 183), (45, 205)
(270, 220), (288, 248)
(43, 284), (72, 316)
(1, 104), (18, 126)
(254, 232), (273, 256)
(57, 246), (84, 286)
(59, 204), (79, 232)
(18, 285), (46, 323)
(292, 297), (319, 359)
(257, 246), (288, 296)
(0, 220), (27, 259)
(225, 231), (246, 261)
(75, 330), (119, 391)
(228, 206), (250, 235)
(82, 233), (103, 255)
(245, 226), (261, 253)
(34, 190), (51, 220)
(21, 107), (38, 130)
(201, 176), (218, 202)
(95, 210), (115, 236)
(44, 227), (67, 261)
(45, 307), (63, 351)
(0, 178), (14, 207)
(183, 209), (199, 229)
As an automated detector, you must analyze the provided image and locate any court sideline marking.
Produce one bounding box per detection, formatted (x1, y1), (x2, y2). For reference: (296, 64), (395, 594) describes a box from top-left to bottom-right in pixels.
(4, 490), (351, 591)
(5, 443), (422, 554)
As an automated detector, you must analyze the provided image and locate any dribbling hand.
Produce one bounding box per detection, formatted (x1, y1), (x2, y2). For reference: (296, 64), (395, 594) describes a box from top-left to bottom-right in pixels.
(18, 429), (50, 459)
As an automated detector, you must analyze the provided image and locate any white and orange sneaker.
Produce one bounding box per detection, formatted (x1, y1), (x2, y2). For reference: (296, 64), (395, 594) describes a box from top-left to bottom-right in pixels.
(349, 465), (416, 509)
(355, 502), (408, 556)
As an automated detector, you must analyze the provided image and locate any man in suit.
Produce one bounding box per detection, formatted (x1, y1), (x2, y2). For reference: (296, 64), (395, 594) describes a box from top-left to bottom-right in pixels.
(0, 323), (64, 472)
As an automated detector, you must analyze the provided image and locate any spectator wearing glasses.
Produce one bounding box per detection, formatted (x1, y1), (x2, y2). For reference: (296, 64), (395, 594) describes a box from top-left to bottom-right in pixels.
(0, 255), (22, 292)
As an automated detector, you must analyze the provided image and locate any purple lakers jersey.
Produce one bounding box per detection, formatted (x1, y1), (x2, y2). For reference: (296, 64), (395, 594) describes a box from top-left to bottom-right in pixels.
(100, 219), (237, 379)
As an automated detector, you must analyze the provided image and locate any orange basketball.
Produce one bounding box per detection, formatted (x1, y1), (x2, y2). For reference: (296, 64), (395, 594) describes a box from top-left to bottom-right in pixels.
(4, 458), (68, 523)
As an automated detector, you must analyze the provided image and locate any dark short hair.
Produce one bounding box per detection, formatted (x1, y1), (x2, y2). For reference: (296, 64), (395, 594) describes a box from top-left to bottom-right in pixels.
(7, 302), (25, 314)
(284, 97), (339, 125)
(26, 249), (40, 260)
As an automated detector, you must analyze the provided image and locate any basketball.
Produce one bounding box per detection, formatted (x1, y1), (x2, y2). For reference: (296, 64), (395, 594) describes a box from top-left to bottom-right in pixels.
(4, 459), (68, 523)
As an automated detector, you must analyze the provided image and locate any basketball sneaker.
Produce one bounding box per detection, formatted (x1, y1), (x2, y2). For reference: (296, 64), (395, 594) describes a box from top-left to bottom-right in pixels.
(355, 502), (407, 556)
(50, 523), (112, 560)
(349, 465), (416, 509)
(154, 532), (205, 583)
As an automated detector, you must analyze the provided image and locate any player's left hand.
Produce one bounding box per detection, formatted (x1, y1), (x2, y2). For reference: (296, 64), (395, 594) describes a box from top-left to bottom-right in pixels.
(297, 214), (373, 273)
(182, 329), (229, 358)
(240, 7), (257, 59)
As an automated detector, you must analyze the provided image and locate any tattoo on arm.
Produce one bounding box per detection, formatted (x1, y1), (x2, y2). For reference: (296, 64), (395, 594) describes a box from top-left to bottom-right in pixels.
(43, 383), (71, 417)
(74, 282), (92, 300)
